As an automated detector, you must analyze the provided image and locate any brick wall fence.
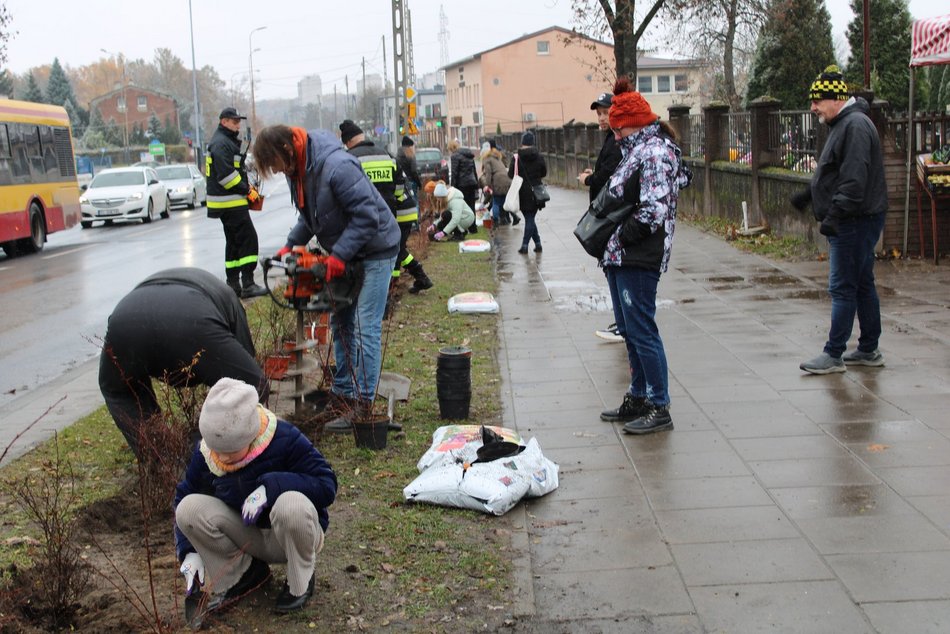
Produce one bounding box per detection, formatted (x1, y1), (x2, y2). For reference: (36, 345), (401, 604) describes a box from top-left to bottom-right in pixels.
(489, 102), (950, 259)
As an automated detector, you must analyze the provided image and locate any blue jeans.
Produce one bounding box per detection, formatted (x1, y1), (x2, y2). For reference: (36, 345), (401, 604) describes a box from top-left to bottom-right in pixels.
(824, 213), (886, 358)
(491, 195), (506, 224)
(521, 211), (540, 248)
(331, 255), (397, 402)
(606, 266), (669, 407)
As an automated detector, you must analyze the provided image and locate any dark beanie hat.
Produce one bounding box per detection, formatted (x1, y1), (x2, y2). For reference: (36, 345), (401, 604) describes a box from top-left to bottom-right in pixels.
(521, 132), (535, 146)
(488, 138), (498, 150)
(339, 119), (363, 144)
(808, 65), (850, 101)
(401, 135), (414, 147)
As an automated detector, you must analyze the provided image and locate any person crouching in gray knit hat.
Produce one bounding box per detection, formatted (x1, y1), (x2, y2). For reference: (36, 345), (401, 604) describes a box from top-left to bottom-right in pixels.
(174, 378), (338, 620)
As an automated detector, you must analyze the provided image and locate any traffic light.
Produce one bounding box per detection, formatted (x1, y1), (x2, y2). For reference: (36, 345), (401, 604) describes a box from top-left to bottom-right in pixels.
(435, 120), (443, 128)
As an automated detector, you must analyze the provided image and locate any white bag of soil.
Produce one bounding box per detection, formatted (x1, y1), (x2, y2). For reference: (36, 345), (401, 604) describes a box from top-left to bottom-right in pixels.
(404, 425), (559, 515)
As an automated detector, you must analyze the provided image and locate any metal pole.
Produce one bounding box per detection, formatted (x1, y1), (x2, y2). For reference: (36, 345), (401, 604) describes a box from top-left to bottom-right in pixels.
(862, 0), (871, 89)
(249, 26), (267, 140)
(189, 0), (202, 167)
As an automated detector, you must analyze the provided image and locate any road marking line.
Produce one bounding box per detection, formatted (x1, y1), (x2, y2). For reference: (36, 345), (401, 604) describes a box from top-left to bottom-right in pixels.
(42, 246), (96, 259)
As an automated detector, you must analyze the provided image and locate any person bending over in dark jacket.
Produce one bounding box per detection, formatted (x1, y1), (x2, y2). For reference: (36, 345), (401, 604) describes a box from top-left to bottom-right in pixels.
(253, 125), (400, 434)
(99, 267), (267, 461)
(175, 378), (337, 619)
(508, 132), (547, 254)
(448, 140), (479, 233)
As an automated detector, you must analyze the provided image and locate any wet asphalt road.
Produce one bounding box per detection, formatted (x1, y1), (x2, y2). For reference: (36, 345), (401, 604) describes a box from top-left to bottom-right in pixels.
(0, 176), (294, 412)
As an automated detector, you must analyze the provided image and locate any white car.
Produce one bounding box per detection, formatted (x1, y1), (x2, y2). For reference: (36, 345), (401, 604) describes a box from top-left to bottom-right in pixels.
(156, 163), (207, 210)
(80, 167), (170, 228)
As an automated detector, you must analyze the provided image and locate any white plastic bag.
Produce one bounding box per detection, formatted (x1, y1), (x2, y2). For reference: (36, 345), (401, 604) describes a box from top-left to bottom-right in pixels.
(404, 425), (559, 516)
(459, 239), (491, 253)
(447, 292), (499, 314)
(503, 154), (521, 213)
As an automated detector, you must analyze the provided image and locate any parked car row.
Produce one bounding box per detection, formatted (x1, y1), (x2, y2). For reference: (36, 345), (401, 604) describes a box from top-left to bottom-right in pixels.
(79, 163), (207, 229)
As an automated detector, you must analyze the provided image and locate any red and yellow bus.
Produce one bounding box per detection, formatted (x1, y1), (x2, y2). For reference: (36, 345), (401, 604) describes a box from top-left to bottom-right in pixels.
(0, 98), (81, 257)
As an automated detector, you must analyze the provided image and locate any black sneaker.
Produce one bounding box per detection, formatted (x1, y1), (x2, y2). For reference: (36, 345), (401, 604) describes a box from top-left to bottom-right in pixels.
(224, 557), (271, 600)
(534, 245), (543, 252)
(518, 246), (528, 254)
(600, 394), (649, 423)
(274, 574), (315, 613)
(622, 406), (673, 435)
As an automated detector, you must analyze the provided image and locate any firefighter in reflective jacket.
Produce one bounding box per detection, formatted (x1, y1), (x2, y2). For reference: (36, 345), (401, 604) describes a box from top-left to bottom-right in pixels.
(206, 107), (267, 298)
(340, 119), (434, 294)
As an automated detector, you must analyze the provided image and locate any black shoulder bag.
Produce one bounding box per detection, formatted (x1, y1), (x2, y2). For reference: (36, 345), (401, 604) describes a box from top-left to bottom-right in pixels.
(573, 185), (637, 258)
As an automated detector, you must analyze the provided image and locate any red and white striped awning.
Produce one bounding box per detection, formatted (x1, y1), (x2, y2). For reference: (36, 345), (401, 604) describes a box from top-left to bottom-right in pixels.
(911, 14), (950, 67)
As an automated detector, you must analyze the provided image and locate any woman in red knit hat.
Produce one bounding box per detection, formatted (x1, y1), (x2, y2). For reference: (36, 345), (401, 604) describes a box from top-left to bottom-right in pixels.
(598, 77), (692, 435)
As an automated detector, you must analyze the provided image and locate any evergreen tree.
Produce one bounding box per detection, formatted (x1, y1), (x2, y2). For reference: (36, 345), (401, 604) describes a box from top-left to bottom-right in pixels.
(925, 65), (949, 114)
(0, 69), (12, 97)
(46, 58), (76, 108)
(745, 0), (835, 109)
(130, 122), (147, 146)
(23, 71), (45, 103)
(160, 114), (181, 144)
(147, 113), (162, 140)
(843, 0), (914, 110)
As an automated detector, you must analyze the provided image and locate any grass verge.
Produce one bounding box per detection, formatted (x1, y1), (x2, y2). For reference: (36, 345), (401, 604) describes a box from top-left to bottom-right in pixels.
(0, 232), (514, 631)
(681, 212), (819, 261)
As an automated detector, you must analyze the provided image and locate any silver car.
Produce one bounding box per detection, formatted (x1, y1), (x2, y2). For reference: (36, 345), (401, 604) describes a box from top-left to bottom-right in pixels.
(156, 163), (207, 210)
(80, 167), (170, 228)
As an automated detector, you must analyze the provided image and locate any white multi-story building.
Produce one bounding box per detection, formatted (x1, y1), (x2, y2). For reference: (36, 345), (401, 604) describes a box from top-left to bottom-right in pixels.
(298, 75), (322, 106)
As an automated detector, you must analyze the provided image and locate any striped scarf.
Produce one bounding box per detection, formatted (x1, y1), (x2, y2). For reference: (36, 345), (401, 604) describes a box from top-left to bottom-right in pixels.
(200, 406), (278, 476)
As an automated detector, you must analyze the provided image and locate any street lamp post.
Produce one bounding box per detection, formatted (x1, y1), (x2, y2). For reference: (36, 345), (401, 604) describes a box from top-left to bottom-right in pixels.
(248, 26), (267, 139)
(101, 48), (130, 164)
(188, 0), (202, 168)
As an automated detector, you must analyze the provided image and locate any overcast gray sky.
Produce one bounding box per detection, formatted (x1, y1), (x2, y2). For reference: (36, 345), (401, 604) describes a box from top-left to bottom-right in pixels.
(4, 0), (947, 102)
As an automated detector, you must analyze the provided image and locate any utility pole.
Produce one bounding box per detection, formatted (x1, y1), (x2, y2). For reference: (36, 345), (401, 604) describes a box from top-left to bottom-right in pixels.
(361, 57), (367, 125)
(345, 75), (350, 120)
(333, 85), (338, 123)
(188, 0), (201, 167)
(391, 0), (408, 153)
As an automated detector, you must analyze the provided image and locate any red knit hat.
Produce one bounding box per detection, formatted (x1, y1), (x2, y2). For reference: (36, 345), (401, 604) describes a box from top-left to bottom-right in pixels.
(608, 77), (658, 130)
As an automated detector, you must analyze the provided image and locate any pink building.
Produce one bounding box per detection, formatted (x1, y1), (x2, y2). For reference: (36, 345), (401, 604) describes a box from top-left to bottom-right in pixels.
(442, 26), (703, 145)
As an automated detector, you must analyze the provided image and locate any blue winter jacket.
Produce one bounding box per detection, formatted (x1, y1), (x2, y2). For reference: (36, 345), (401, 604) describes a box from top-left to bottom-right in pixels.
(173, 420), (337, 561)
(284, 129), (400, 262)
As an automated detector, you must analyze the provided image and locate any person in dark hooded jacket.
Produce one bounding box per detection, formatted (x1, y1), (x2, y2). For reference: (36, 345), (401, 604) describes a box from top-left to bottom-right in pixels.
(448, 140), (479, 231)
(508, 132), (547, 253)
(252, 125), (400, 434)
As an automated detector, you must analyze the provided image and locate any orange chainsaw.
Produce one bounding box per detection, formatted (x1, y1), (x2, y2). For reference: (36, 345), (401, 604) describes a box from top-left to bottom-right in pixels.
(260, 246), (363, 312)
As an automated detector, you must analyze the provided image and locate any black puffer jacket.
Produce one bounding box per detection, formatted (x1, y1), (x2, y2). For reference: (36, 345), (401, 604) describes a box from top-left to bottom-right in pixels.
(587, 132), (622, 202)
(508, 147), (547, 212)
(450, 148), (478, 189)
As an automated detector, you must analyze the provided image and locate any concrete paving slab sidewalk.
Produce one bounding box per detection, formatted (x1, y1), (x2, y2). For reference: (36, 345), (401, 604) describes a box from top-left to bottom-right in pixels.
(496, 186), (950, 632)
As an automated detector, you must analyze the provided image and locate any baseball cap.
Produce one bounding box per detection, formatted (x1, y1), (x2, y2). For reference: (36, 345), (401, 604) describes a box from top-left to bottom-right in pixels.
(590, 92), (613, 110)
(219, 107), (247, 120)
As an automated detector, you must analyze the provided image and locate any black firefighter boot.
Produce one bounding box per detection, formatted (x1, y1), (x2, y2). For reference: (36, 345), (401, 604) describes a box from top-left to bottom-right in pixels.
(226, 271), (242, 297)
(406, 262), (434, 294)
(241, 268), (268, 299)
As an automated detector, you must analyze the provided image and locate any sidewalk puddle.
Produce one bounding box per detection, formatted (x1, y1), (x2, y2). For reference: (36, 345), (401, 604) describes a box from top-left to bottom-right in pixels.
(751, 274), (800, 285)
(782, 289), (826, 301)
(705, 275), (745, 283)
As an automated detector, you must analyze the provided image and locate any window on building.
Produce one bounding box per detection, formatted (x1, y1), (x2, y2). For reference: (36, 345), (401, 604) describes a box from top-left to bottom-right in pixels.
(117, 95), (126, 112)
(657, 75), (671, 93)
(137, 95), (147, 112)
(638, 76), (653, 93)
(675, 74), (688, 92)
(492, 77), (500, 86)
(537, 40), (550, 55)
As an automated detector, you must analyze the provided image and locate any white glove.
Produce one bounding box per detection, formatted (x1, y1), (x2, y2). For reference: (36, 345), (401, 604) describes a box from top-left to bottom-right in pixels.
(180, 552), (204, 595)
(241, 485), (268, 525)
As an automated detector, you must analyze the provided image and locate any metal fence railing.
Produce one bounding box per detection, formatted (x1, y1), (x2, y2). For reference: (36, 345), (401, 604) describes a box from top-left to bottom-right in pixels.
(887, 112), (949, 154)
(722, 112), (751, 164)
(769, 110), (818, 173)
(687, 113), (705, 158)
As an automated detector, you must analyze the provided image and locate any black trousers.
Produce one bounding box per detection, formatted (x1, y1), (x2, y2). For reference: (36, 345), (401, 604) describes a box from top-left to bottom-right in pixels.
(220, 209), (259, 285)
(98, 284), (266, 458)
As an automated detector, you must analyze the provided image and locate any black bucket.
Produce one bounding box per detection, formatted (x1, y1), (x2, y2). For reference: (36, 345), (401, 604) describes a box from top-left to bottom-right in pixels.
(436, 346), (472, 419)
(353, 417), (389, 450)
